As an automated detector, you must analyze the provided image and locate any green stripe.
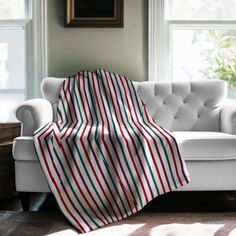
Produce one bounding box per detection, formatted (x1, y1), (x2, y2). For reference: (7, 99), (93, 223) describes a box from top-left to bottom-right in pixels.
(86, 72), (129, 217)
(130, 82), (177, 188)
(97, 69), (144, 208)
(34, 123), (50, 136)
(57, 107), (62, 121)
(59, 91), (69, 132)
(51, 138), (100, 228)
(112, 73), (160, 195)
(71, 76), (114, 222)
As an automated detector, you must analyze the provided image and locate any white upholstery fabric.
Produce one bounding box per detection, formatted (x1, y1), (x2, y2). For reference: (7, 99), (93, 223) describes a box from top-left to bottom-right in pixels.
(180, 160), (236, 191)
(15, 158), (236, 192)
(14, 79), (229, 135)
(41, 78), (227, 131)
(15, 161), (50, 192)
(13, 137), (37, 161)
(221, 99), (236, 135)
(41, 77), (66, 121)
(13, 77), (236, 192)
(14, 98), (53, 136)
(133, 80), (227, 131)
(173, 131), (236, 160)
(14, 131), (236, 162)
(41, 77), (66, 104)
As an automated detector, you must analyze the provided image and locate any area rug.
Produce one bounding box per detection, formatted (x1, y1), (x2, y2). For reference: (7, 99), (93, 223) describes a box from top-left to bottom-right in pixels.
(1, 211), (236, 236)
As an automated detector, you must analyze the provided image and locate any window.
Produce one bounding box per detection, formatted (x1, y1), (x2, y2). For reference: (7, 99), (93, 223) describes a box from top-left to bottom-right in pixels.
(0, 0), (25, 19)
(0, 0), (46, 122)
(149, 0), (236, 98)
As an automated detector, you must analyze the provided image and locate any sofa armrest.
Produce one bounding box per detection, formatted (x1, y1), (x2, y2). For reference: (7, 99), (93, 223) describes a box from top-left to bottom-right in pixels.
(221, 99), (236, 134)
(15, 98), (53, 136)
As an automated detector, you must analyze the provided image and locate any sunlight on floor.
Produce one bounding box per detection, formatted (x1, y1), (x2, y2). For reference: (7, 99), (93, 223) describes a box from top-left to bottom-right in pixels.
(150, 223), (224, 236)
(229, 228), (236, 236)
(46, 224), (145, 236)
(45, 222), (236, 236)
(46, 230), (79, 236)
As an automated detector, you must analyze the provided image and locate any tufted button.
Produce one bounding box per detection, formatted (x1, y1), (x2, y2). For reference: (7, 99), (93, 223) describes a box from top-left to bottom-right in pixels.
(197, 114), (201, 118)
(174, 115), (178, 119)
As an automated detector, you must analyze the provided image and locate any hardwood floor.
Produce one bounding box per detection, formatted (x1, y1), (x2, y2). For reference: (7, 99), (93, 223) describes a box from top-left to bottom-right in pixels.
(0, 193), (58, 212)
(0, 211), (71, 236)
(1, 192), (236, 235)
(144, 191), (236, 212)
(1, 191), (236, 212)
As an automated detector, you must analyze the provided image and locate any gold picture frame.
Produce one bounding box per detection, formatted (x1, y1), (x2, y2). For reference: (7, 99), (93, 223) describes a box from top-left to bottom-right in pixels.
(65, 0), (124, 27)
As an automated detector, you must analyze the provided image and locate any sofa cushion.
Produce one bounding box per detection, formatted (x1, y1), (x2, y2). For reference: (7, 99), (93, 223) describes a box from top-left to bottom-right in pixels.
(13, 137), (38, 161)
(13, 132), (236, 162)
(173, 131), (236, 160)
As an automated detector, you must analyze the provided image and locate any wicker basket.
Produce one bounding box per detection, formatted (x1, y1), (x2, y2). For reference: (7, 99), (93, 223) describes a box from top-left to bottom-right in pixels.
(0, 123), (21, 199)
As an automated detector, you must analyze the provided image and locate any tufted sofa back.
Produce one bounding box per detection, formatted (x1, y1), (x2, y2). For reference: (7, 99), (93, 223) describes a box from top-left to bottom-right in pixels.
(133, 80), (227, 131)
(42, 78), (227, 131)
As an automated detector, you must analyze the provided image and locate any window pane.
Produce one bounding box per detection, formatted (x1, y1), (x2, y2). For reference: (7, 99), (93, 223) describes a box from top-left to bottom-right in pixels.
(0, 28), (25, 89)
(166, 0), (236, 20)
(0, 92), (24, 122)
(0, 0), (25, 19)
(172, 29), (236, 98)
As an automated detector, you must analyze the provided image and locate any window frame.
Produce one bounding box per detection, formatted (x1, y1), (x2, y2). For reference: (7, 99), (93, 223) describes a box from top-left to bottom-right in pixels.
(26, 0), (47, 99)
(0, 20), (27, 99)
(148, 0), (236, 82)
(0, 0), (47, 99)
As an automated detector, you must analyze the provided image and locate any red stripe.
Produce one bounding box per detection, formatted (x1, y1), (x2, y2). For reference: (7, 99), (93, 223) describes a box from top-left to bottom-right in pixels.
(63, 122), (108, 225)
(151, 125), (183, 186)
(96, 73), (139, 212)
(52, 79), (110, 224)
(141, 104), (173, 190)
(91, 73), (134, 215)
(61, 79), (77, 139)
(36, 124), (87, 232)
(44, 132), (95, 230)
(56, 120), (109, 224)
(53, 127), (110, 225)
(78, 72), (118, 221)
(59, 75), (112, 224)
(59, 78), (109, 223)
(83, 72), (122, 220)
(120, 76), (167, 193)
(104, 71), (149, 204)
(57, 95), (64, 125)
(141, 104), (184, 186)
(159, 126), (189, 184)
(108, 73), (155, 198)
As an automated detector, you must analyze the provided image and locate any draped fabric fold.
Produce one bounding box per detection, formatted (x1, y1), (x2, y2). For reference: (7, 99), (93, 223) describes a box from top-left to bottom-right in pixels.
(34, 69), (190, 233)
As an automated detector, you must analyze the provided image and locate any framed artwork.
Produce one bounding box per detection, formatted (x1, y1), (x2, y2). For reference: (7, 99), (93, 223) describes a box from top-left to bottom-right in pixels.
(65, 0), (124, 27)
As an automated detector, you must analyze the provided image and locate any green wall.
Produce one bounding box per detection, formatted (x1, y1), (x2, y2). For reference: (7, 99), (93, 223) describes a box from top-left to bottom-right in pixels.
(46, 0), (148, 81)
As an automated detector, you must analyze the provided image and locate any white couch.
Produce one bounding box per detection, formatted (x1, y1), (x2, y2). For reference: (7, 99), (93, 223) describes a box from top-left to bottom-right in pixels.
(13, 78), (236, 209)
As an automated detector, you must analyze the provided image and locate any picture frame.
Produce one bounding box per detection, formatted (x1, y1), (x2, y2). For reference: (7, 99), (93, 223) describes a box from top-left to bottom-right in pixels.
(65, 0), (124, 27)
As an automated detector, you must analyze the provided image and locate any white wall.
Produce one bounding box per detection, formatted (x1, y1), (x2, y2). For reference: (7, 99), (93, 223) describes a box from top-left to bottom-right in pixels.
(46, 0), (148, 81)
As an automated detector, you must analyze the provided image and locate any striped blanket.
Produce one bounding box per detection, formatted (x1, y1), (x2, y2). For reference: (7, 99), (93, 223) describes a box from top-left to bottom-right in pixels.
(34, 69), (190, 233)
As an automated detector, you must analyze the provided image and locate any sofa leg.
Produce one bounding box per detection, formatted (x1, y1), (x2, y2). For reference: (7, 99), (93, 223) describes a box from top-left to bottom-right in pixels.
(19, 192), (30, 211)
